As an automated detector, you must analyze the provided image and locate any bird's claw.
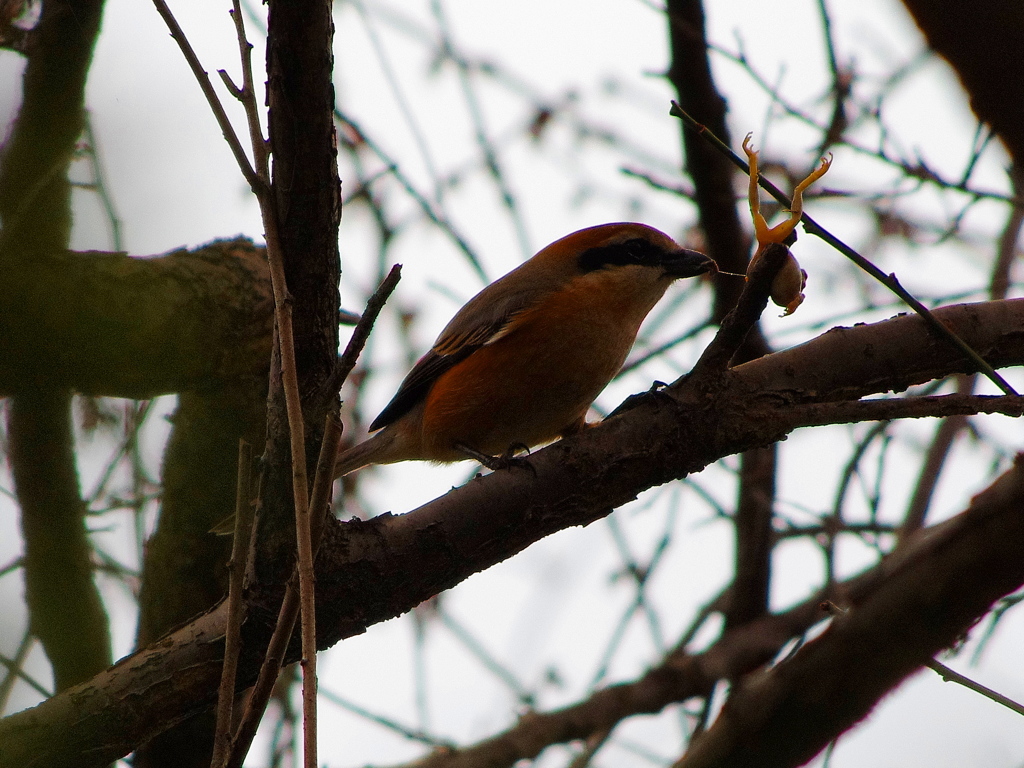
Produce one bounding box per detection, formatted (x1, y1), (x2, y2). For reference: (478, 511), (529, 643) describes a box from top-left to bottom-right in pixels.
(456, 442), (536, 475)
(648, 380), (674, 401)
(606, 380), (676, 418)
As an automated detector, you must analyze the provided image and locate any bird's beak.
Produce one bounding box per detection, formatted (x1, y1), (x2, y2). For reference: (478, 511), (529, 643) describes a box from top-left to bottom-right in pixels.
(662, 248), (718, 278)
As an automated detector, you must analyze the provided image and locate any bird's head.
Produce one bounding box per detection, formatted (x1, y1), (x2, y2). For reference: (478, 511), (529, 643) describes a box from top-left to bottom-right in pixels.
(568, 223), (717, 279)
(529, 223), (717, 302)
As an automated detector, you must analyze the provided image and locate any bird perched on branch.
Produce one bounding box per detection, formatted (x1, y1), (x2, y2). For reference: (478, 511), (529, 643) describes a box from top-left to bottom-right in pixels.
(334, 223), (717, 477)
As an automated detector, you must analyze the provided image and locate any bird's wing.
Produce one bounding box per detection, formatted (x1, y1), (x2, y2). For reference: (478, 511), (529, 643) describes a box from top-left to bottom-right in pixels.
(368, 276), (553, 432)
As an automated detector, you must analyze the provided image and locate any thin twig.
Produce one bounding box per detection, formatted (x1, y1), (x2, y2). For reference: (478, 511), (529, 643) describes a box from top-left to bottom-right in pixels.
(211, 440), (254, 768)
(225, 416), (343, 768)
(350, 0), (442, 200)
(669, 101), (1018, 397)
(926, 659), (1024, 717)
(565, 728), (612, 768)
(673, 587), (730, 652)
(218, 6), (319, 765)
(337, 264), (403, 384)
(229, 263), (399, 763)
(319, 263), (403, 409)
(81, 115), (123, 251)
(773, 521), (898, 543)
(0, 649), (50, 700)
(149, 0), (262, 193)
(227, 0), (270, 182)
(0, 632), (37, 709)
(295, 414), (345, 767)
(318, 685), (454, 748)
(336, 109), (488, 282)
(812, 0), (849, 159)
(226, 587), (300, 768)
(781, 394), (1024, 428)
(156, 2), (323, 764)
(898, 384), (970, 544)
(268, 225), (316, 768)
(706, 44), (1018, 205)
(900, 162), (1024, 543)
(437, 609), (533, 705)
(307, 416), (344, 550)
(687, 243), (790, 379)
(431, 0), (532, 260)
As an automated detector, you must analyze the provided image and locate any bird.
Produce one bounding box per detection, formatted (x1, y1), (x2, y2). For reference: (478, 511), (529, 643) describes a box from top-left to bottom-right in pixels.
(333, 222), (717, 478)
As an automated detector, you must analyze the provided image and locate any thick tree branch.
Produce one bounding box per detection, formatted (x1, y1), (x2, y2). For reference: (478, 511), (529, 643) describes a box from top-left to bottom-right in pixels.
(0, 239), (274, 398)
(0, 0), (104, 254)
(730, 445), (775, 628)
(253, 0), (342, 580)
(731, 299), (1024, 401)
(664, 0), (783, 637)
(0, 0), (110, 699)
(900, 0), (1024, 165)
(781, 393), (1024, 426)
(664, 0), (755, 325)
(390, 453), (1024, 768)
(7, 389), (111, 691)
(1, 299), (1022, 767)
(675, 456), (1024, 768)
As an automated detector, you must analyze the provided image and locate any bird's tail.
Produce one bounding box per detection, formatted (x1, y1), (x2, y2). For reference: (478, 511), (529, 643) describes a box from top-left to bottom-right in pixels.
(333, 429), (399, 478)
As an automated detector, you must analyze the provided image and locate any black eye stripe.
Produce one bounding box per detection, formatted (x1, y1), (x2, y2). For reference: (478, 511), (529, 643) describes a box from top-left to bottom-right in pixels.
(577, 238), (668, 272)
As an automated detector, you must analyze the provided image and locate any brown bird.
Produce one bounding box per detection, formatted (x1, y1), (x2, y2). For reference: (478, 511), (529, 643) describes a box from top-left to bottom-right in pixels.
(334, 223), (716, 477)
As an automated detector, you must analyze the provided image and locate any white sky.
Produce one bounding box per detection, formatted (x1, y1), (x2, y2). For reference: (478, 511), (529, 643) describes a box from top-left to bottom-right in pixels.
(1, 0), (1023, 766)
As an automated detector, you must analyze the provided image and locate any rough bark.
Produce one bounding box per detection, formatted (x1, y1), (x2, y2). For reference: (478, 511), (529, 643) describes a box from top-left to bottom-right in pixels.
(253, 0), (343, 580)
(0, 239), (274, 398)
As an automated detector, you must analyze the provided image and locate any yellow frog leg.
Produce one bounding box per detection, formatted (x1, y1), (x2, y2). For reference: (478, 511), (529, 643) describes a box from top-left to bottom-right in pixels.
(742, 133), (772, 248)
(744, 133), (832, 249)
(788, 152), (832, 232)
(742, 134), (831, 315)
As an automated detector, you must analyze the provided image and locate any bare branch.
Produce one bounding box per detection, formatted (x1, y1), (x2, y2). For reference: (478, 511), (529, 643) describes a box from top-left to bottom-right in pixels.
(2, 299), (1023, 766)
(226, 416), (342, 768)
(319, 263), (403, 410)
(670, 102), (1017, 396)
(781, 393), (1024, 428)
(924, 659), (1024, 718)
(674, 457), (1024, 767)
(211, 440), (254, 768)
(149, 0), (263, 193)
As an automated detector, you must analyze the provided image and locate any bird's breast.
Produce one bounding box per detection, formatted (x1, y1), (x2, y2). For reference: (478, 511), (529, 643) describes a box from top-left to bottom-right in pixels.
(418, 281), (655, 459)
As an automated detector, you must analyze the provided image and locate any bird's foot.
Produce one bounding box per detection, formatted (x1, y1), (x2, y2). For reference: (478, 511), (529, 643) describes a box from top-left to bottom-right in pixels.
(456, 442), (536, 475)
(607, 380), (675, 418)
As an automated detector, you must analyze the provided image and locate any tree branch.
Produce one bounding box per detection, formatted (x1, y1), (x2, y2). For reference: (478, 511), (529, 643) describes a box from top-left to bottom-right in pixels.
(664, 0), (755, 325)
(900, 0), (1024, 165)
(7, 389), (111, 691)
(0, 0), (110, 699)
(675, 456), (1024, 767)
(382, 457), (1024, 768)
(781, 393), (1024, 427)
(0, 239), (274, 398)
(1, 298), (1023, 767)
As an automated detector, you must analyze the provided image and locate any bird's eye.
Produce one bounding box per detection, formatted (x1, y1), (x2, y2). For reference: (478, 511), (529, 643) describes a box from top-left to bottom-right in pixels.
(578, 238), (662, 272)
